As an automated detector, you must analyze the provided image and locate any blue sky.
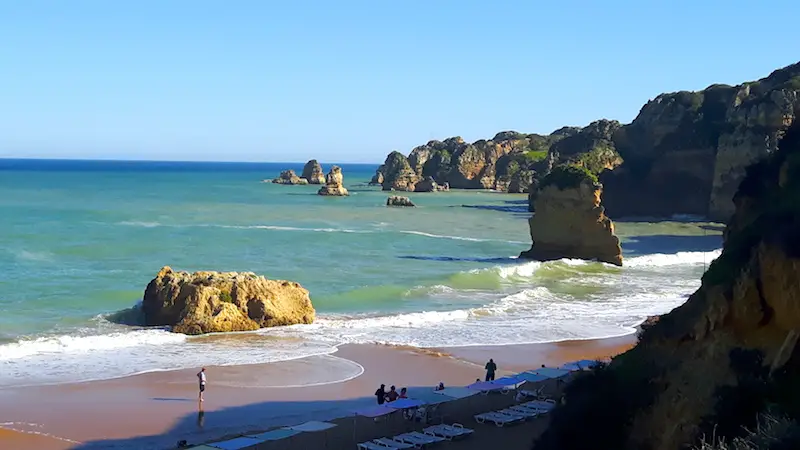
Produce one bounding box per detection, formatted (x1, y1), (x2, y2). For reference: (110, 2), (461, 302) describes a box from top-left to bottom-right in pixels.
(1, 1), (797, 163)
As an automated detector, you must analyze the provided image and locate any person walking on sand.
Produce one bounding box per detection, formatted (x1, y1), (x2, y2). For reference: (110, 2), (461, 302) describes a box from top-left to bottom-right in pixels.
(485, 358), (497, 381)
(375, 384), (387, 405)
(197, 368), (207, 402)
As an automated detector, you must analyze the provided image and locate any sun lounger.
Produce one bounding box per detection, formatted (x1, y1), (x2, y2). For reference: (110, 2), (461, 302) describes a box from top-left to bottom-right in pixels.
(501, 407), (540, 419)
(423, 423), (474, 440)
(515, 403), (552, 414)
(474, 411), (525, 427)
(525, 399), (556, 409)
(358, 440), (407, 450)
(372, 437), (417, 449)
(394, 431), (445, 446)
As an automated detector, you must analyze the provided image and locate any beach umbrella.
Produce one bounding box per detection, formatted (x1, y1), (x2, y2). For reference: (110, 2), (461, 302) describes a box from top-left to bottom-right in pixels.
(386, 398), (426, 410)
(515, 371), (549, 383)
(206, 436), (265, 450)
(432, 387), (479, 400)
(531, 367), (571, 379)
(283, 421), (337, 450)
(244, 428), (302, 450)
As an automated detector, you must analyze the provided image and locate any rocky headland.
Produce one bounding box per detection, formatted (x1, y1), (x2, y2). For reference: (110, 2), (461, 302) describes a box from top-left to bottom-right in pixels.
(534, 120), (800, 449)
(372, 61), (799, 222)
(519, 165), (622, 266)
(317, 165), (349, 196)
(142, 266), (315, 335)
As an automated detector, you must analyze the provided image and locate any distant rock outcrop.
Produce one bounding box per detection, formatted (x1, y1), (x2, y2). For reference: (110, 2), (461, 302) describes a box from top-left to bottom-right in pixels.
(414, 176), (449, 192)
(369, 165), (385, 186)
(272, 169), (308, 185)
(381, 151), (420, 191)
(317, 165), (349, 196)
(142, 266), (315, 335)
(534, 111), (800, 450)
(301, 159), (325, 184)
(519, 165), (622, 266)
(386, 195), (415, 207)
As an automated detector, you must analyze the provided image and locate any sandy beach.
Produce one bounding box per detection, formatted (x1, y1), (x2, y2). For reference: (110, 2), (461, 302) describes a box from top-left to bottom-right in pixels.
(0, 336), (636, 449)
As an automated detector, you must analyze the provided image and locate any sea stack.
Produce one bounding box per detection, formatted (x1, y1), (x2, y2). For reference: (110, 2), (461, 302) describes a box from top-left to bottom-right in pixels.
(301, 159), (325, 184)
(519, 164), (622, 266)
(142, 266), (315, 335)
(271, 169), (308, 185)
(386, 195), (415, 207)
(317, 165), (349, 196)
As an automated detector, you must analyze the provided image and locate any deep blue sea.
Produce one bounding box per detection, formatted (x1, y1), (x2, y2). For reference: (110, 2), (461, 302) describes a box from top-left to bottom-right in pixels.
(0, 159), (723, 388)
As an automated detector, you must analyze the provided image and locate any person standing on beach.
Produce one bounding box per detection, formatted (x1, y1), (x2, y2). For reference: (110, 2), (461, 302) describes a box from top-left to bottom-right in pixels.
(485, 359), (497, 381)
(375, 384), (386, 405)
(197, 368), (206, 402)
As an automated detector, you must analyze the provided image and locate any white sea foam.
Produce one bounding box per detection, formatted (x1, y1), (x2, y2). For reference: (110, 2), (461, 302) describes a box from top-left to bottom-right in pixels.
(398, 230), (527, 244)
(0, 329), (184, 360)
(626, 250), (721, 267)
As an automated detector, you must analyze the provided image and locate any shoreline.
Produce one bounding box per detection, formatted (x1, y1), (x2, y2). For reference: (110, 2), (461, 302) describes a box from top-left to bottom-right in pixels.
(0, 336), (636, 449)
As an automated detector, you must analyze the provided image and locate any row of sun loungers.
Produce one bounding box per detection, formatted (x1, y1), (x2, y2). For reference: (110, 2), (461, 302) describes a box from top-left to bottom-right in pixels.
(473, 399), (557, 427)
(357, 423), (473, 449)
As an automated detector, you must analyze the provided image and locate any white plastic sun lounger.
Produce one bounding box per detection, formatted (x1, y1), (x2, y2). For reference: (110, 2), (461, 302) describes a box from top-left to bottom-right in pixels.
(423, 423), (474, 440)
(358, 440), (405, 450)
(394, 431), (445, 446)
(372, 437), (417, 449)
(474, 411), (525, 427)
(501, 407), (539, 419)
(524, 399), (556, 410)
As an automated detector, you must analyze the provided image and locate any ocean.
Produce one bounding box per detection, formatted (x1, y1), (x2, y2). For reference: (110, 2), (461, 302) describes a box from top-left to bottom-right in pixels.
(0, 159), (723, 389)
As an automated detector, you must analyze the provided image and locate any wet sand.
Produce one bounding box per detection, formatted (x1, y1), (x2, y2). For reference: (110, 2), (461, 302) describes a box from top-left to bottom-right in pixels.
(0, 337), (635, 449)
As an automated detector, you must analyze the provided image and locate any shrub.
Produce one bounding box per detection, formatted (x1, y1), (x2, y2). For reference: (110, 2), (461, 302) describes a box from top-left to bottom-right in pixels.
(522, 149), (548, 163)
(539, 164), (598, 190)
(219, 291), (233, 303)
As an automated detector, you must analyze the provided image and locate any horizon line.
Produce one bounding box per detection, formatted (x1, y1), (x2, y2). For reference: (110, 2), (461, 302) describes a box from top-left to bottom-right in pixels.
(0, 156), (383, 165)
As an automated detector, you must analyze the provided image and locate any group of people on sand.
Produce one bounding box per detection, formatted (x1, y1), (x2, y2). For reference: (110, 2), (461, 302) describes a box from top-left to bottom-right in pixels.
(374, 384), (408, 405)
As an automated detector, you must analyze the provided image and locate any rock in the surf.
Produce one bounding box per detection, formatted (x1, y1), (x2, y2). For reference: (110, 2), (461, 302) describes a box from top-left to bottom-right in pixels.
(272, 169), (308, 185)
(301, 159), (325, 184)
(519, 164), (622, 266)
(386, 195), (415, 207)
(369, 165), (385, 186)
(414, 176), (449, 192)
(142, 266), (315, 335)
(317, 165), (349, 196)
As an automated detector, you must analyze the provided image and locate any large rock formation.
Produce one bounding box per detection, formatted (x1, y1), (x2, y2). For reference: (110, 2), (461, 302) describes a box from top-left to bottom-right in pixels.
(602, 62), (800, 220)
(142, 266), (315, 335)
(381, 151), (420, 191)
(271, 169), (308, 185)
(301, 159), (325, 184)
(534, 121), (800, 450)
(519, 165), (622, 266)
(317, 165), (349, 196)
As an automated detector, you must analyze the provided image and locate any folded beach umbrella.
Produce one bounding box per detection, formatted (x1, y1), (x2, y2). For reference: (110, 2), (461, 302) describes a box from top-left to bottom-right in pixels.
(516, 371), (550, 383)
(531, 367), (572, 378)
(386, 398), (426, 410)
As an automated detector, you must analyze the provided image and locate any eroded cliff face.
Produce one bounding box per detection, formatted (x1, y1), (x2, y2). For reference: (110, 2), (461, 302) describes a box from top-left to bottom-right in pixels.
(142, 267), (315, 335)
(602, 62), (800, 220)
(535, 121), (800, 450)
(519, 167), (622, 266)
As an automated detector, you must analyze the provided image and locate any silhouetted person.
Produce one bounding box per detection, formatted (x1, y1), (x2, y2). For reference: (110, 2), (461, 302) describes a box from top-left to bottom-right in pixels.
(386, 385), (399, 402)
(485, 358), (497, 381)
(375, 384), (386, 405)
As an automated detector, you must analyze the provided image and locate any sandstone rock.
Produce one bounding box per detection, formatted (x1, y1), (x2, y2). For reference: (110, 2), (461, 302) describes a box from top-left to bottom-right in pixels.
(534, 121), (800, 450)
(369, 165), (385, 185)
(519, 165), (622, 266)
(603, 62), (800, 220)
(317, 165), (349, 196)
(414, 176), (448, 192)
(386, 195), (415, 207)
(381, 151), (420, 191)
(142, 266), (315, 335)
(301, 159), (325, 184)
(271, 169), (308, 185)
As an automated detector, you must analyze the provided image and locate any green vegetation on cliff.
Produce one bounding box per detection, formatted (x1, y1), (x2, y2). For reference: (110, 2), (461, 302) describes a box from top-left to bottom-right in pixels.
(539, 164), (598, 190)
(533, 120), (800, 450)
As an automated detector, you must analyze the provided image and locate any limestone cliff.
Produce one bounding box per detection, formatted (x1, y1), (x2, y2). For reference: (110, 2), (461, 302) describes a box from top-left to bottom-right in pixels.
(317, 165), (349, 196)
(142, 266), (315, 335)
(301, 159), (325, 184)
(271, 169), (308, 185)
(602, 61), (800, 220)
(519, 165), (622, 266)
(534, 121), (800, 450)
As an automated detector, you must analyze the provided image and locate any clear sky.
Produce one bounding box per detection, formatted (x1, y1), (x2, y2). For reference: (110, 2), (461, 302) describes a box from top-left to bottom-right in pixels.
(1, 1), (797, 163)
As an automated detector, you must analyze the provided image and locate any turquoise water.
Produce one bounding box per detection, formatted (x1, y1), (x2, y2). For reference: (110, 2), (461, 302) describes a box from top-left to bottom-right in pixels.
(0, 160), (723, 387)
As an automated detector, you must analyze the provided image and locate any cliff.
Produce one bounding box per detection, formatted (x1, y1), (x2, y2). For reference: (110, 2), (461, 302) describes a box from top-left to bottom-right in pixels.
(519, 165), (622, 266)
(534, 120), (800, 450)
(142, 266), (315, 335)
(602, 61), (800, 220)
